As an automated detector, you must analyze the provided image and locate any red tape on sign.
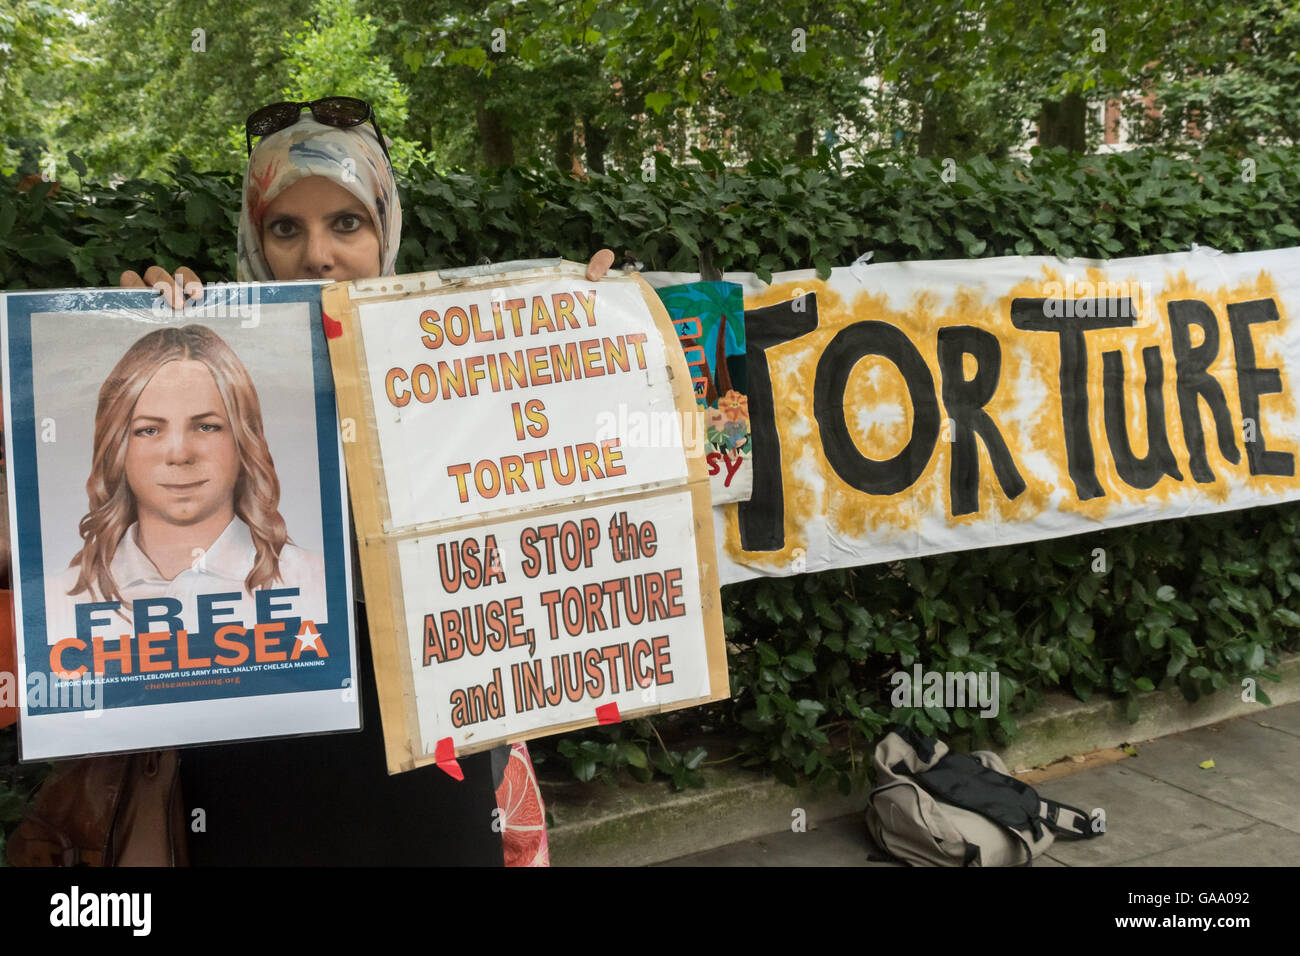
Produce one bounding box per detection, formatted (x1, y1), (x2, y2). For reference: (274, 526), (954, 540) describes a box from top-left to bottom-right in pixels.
(434, 737), (464, 781)
(596, 702), (621, 725)
(322, 310), (343, 339)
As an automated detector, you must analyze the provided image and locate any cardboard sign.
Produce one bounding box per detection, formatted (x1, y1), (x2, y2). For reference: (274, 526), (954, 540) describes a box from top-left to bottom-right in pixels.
(323, 262), (726, 772)
(2, 284), (358, 760)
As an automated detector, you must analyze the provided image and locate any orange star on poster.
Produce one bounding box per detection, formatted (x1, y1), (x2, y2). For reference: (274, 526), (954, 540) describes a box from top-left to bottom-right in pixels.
(290, 620), (328, 660)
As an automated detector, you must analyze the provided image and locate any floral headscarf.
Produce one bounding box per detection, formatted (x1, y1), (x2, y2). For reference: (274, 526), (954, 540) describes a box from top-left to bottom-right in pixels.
(236, 116), (401, 281)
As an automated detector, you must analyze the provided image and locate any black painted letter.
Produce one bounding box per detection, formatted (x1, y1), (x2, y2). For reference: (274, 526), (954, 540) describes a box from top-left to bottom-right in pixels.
(936, 326), (1026, 515)
(1167, 299), (1239, 482)
(813, 321), (940, 496)
(1009, 298), (1136, 500)
(1101, 345), (1183, 489)
(1227, 298), (1294, 477)
(737, 296), (820, 551)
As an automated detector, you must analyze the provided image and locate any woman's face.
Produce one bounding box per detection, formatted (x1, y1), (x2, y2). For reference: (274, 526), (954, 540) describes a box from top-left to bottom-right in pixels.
(124, 360), (241, 529)
(260, 175), (382, 281)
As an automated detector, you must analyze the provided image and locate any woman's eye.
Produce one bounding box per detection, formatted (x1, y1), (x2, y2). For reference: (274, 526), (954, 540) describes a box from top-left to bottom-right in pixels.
(198, 422), (222, 433)
(133, 426), (158, 437)
(335, 214), (364, 232)
(268, 219), (298, 239)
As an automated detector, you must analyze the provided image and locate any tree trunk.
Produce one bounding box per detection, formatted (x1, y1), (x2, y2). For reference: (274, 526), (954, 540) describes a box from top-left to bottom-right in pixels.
(583, 118), (608, 174)
(1037, 93), (1087, 152)
(795, 125), (815, 156)
(475, 100), (515, 168)
(713, 321), (732, 396)
(554, 122), (574, 173)
(699, 242), (721, 282)
(917, 102), (940, 158)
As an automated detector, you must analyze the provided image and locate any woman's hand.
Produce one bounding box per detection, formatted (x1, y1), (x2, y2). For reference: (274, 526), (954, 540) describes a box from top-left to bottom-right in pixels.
(120, 266), (204, 309)
(585, 249), (615, 281)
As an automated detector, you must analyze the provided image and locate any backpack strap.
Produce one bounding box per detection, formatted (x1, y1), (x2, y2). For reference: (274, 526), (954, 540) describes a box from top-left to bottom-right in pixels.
(1038, 798), (1100, 839)
(966, 836), (1035, 867)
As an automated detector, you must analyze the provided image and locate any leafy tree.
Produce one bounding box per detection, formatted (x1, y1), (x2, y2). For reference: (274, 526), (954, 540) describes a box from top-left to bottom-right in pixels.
(1130, 0), (1300, 149)
(0, 0), (86, 176)
(371, 0), (639, 170)
(45, 0), (314, 177)
(275, 0), (423, 170)
(868, 0), (1025, 159)
(973, 0), (1254, 153)
(622, 3), (879, 162)
(8, 0), (1300, 179)
(374, 1), (884, 171)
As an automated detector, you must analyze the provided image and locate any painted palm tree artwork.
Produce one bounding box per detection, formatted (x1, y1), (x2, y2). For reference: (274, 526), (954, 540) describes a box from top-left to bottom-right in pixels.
(654, 281), (753, 503)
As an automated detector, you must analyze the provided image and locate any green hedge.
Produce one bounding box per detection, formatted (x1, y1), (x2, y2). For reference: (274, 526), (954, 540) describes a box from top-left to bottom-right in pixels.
(2, 146), (1299, 816)
(5, 145), (1299, 288)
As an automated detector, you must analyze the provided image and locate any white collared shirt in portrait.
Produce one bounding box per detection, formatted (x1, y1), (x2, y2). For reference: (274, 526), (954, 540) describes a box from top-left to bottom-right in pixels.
(44, 517), (328, 648)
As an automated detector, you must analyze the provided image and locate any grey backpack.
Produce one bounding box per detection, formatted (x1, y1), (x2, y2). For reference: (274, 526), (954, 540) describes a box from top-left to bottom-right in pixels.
(865, 728), (1100, 867)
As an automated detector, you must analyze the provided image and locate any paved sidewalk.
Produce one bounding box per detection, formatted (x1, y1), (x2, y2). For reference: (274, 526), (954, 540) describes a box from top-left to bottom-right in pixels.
(659, 702), (1300, 866)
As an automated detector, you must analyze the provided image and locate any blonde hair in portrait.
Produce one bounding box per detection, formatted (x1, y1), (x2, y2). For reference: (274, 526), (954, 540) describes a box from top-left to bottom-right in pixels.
(68, 324), (289, 605)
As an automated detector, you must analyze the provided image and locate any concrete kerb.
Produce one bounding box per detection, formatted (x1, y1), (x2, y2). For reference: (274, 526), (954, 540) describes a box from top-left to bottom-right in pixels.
(544, 763), (866, 868)
(997, 651), (1300, 771)
(544, 651), (1300, 867)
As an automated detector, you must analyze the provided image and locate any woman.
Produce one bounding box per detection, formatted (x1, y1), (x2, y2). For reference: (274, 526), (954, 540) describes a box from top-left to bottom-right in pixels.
(46, 325), (326, 644)
(123, 99), (611, 865)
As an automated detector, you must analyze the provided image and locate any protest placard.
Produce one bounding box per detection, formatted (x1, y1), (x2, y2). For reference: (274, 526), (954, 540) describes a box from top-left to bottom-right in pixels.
(646, 246), (1300, 584)
(2, 284), (358, 760)
(322, 261), (727, 772)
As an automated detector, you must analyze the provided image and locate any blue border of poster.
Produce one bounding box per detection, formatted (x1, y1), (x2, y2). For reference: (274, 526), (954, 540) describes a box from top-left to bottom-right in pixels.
(3, 283), (357, 757)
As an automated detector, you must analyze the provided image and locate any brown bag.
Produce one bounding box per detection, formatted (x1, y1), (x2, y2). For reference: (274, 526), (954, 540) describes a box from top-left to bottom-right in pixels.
(7, 750), (189, 866)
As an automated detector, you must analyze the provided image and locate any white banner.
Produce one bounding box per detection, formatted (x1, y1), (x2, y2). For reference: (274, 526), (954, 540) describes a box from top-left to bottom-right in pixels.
(652, 246), (1300, 585)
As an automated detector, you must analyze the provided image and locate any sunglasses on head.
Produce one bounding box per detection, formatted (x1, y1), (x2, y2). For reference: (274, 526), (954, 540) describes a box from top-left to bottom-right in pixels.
(245, 96), (391, 166)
